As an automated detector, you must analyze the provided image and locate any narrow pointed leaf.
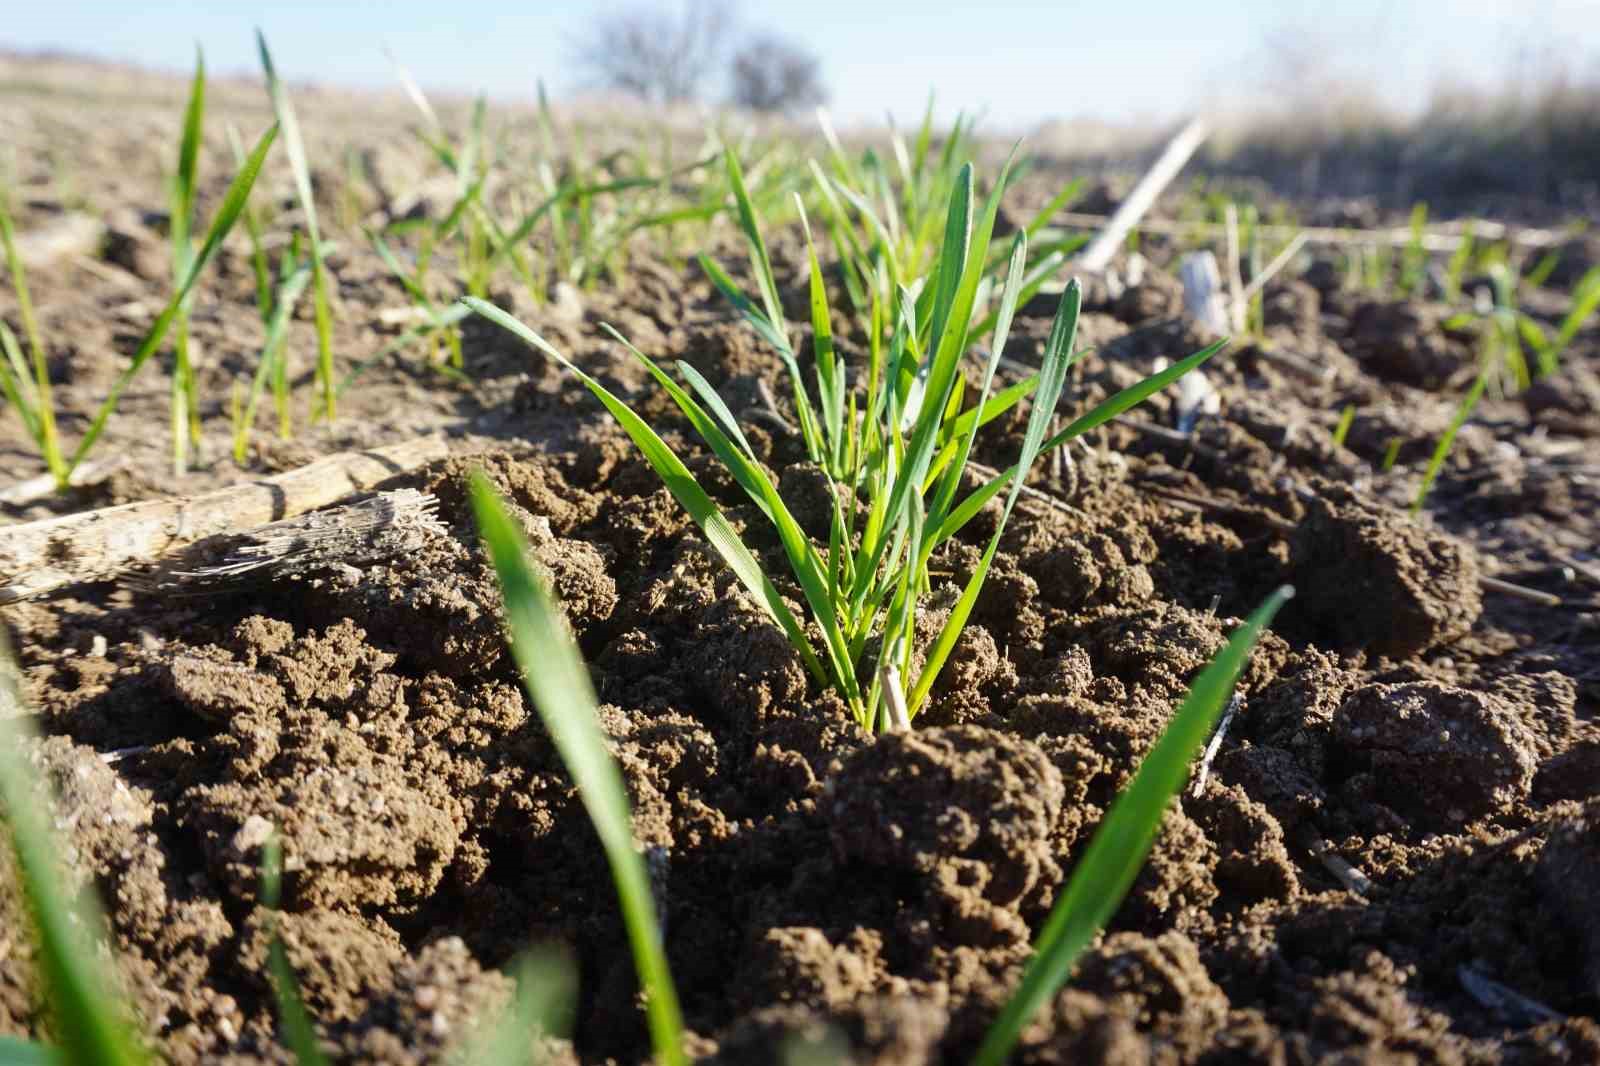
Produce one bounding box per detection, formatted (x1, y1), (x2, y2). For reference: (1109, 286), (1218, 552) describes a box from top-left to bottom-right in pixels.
(602, 328), (858, 709)
(1040, 338), (1227, 452)
(925, 376), (1039, 490)
(927, 234), (1029, 532)
(676, 360), (758, 462)
(462, 297), (825, 688)
(935, 337), (1227, 547)
(910, 278), (1080, 714)
(973, 587), (1293, 1066)
(797, 199), (845, 469)
(336, 302), (470, 397)
(71, 122), (278, 470)
(0, 637), (149, 1066)
(850, 157), (1016, 610)
(1413, 367), (1490, 512)
(236, 263), (313, 455)
(698, 252), (825, 461)
(259, 836), (330, 1066)
(471, 480), (686, 1066)
(724, 148), (784, 333)
(172, 47), (206, 263)
(258, 31), (336, 419)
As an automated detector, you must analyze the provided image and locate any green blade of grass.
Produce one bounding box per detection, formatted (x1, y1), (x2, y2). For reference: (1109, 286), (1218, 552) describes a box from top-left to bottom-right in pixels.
(1041, 338), (1229, 451)
(597, 328), (861, 714)
(970, 247), (1077, 339)
(1497, 310), (1531, 392)
(1525, 248), (1561, 290)
(807, 160), (876, 308)
(909, 277), (1078, 715)
(234, 262), (313, 461)
(934, 338), (1228, 548)
(697, 253), (793, 357)
(827, 176), (905, 302)
(1413, 366), (1490, 513)
(926, 234), (1030, 534)
(869, 151), (904, 254)
(891, 241), (1033, 700)
(917, 155), (1014, 426)
(368, 228), (431, 306)
(849, 154), (1018, 617)
(172, 47), (205, 263)
(815, 107), (864, 192)
(455, 949), (575, 1066)
(1548, 265), (1600, 365)
(167, 48), (208, 474)
(411, 127), (459, 176)
(923, 163), (973, 356)
(675, 360), (758, 462)
(797, 199), (846, 473)
(972, 585), (1294, 1066)
(923, 375), (1038, 492)
(226, 123), (275, 320)
(256, 33), (318, 248)
(1515, 312), (1552, 375)
(1381, 436), (1402, 471)
(889, 122), (915, 210)
(462, 297), (825, 689)
(0, 185), (65, 485)
(259, 835), (330, 1066)
(948, 375), (1039, 441)
(484, 184), (572, 269)
(0, 635), (150, 1066)
(1331, 403), (1356, 450)
(936, 111), (969, 178)
(69, 122), (278, 472)
(1018, 178), (1084, 245)
(0, 319), (43, 443)
(877, 491), (926, 712)
(335, 303), (471, 397)
(470, 477), (687, 1066)
(434, 167), (490, 246)
(258, 31), (336, 421)
(698, 252), (827, 462)
(713, 152), (828, 463)
(724, 148), (785, 334)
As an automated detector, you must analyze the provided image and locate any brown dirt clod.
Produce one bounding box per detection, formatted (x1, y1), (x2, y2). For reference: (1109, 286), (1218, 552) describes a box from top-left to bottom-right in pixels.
(1290, 486), (1482, 658)
(1331, 680), (1539, 829)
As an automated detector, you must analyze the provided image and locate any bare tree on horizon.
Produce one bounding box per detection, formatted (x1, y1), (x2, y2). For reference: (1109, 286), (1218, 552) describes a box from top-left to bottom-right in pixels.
(729, 33), (826, 113)
(570, 0), (735, 104)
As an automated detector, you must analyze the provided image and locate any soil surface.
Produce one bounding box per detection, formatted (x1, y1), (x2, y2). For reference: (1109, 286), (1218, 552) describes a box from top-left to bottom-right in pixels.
(3, 56), (1599, 1066)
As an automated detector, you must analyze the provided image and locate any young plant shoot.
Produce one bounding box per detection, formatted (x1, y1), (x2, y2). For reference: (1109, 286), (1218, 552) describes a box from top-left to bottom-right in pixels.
(464, 149), (1224, 730)
(168, 48), (206, 475)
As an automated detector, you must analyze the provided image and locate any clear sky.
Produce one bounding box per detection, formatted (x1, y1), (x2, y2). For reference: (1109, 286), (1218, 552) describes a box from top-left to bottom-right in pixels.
(5, 1), (1598, 130)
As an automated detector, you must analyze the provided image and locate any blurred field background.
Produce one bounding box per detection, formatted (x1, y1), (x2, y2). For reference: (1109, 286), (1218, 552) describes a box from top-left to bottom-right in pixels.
(6, 1), (1598, 223)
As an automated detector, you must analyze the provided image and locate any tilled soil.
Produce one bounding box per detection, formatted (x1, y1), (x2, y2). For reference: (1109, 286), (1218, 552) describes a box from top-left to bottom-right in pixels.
(4, 79), (1600, 1066)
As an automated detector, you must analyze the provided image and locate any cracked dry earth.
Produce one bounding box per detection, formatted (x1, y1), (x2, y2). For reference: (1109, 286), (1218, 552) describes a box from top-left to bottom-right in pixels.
(3, 163), (1600, 1063)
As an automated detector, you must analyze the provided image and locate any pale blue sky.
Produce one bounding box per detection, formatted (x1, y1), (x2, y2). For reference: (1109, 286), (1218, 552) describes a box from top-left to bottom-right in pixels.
(6, 1), (1598, 129)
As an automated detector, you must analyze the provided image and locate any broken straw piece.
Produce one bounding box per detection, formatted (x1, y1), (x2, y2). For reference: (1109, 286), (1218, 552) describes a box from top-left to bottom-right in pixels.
(132, 489), (447, 592)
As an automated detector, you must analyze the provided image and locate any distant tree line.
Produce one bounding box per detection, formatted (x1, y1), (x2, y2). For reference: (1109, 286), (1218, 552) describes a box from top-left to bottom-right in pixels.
(570, 0), (826, 113)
